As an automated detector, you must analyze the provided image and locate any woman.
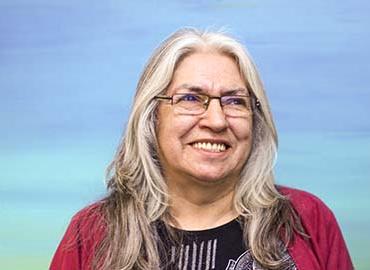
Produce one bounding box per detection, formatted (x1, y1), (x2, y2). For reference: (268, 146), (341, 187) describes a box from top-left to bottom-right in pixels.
(50, 28), (353, 270)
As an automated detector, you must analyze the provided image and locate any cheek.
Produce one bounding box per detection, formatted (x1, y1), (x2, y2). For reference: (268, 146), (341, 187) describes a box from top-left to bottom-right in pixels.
(229, 118), (253, 141)
(157, 110), (198, 154)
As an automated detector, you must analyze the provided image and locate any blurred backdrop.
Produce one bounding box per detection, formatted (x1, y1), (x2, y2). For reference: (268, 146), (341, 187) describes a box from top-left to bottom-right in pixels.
(1, 0), (369, 269)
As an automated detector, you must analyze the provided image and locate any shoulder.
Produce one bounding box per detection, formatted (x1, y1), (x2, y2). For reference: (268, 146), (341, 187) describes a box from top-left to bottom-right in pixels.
(277, 185), (335, 223)
(60, 201), (106, 246)
(277, 185), (341, 239)
(50, 201), (106, 270)
(70, 201), (105, 227)
(68, 201), (106, 244)
(277, 186), (354, 270)
(278, 185), (325, 205)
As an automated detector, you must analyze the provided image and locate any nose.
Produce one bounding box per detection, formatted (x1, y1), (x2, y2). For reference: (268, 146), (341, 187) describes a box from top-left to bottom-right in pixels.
(199, 99), (228, 132)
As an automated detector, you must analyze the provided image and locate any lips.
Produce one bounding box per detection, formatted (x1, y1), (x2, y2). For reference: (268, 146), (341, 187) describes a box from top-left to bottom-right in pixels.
(190, 140), (230, 153)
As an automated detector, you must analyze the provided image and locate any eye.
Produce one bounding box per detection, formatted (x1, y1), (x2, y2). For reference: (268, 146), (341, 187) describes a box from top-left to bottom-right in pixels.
(222, 96), (247, 106)
(176, 93), (202, 103)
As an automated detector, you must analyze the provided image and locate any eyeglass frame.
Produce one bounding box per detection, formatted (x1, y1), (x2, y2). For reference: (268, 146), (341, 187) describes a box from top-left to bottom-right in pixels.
(154, 90), (261, 116)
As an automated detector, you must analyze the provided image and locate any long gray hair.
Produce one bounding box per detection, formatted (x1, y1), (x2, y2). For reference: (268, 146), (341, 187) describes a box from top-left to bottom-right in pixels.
(94, 28), (304, 270)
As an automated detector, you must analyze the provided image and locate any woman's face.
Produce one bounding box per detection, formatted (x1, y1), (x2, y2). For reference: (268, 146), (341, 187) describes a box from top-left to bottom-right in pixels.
(157, 52), (253, 187)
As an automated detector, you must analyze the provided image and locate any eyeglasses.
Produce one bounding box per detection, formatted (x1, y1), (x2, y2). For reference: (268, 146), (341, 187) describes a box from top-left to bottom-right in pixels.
(154, 93), (260, 117)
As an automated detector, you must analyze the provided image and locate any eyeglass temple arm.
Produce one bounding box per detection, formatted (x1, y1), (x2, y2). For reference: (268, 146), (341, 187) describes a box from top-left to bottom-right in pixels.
(247, 87), (261, 110)
(154, 95), (171, 100)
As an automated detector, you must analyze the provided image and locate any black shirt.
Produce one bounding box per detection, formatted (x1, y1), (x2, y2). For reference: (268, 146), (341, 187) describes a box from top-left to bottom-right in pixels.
(157, 219), (297, 270)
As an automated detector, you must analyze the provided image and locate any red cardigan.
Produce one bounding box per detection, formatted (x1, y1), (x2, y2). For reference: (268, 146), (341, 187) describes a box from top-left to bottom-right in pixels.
(50, 187), (354, 270)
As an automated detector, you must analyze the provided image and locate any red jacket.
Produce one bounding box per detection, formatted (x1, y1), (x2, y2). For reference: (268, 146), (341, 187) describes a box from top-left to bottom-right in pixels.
(50, 187), (354, 270)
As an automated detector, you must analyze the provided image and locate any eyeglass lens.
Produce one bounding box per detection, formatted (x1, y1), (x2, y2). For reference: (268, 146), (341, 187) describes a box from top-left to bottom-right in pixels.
(172, 93), (252, 116)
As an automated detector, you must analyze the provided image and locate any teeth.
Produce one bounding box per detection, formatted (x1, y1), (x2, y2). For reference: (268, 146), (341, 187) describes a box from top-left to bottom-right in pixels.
(192, 142), (227, 152)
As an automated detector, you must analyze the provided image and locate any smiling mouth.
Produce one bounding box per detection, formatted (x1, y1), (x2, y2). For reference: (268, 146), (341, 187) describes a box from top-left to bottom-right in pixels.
(191, 142), (229, 152)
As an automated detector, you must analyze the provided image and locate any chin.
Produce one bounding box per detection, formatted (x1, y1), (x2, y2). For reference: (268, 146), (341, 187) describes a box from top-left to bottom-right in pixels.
(191, 173), (232, 185)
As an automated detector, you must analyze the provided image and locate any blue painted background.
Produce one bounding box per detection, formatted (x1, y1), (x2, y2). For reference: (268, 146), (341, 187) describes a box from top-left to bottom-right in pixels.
(1, 1), (369, 269)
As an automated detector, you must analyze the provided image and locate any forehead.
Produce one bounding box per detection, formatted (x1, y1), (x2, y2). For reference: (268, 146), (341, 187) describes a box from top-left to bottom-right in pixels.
(167, 52), (247, 95)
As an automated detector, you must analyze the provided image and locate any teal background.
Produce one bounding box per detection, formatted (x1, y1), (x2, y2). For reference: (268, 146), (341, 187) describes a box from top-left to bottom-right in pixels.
(1, 0), (369, 269)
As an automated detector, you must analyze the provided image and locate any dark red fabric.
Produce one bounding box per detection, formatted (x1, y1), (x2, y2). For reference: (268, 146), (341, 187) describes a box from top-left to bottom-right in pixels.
(50, 187), (354, 270)
(279, 187), (354, 270)
(50, 203), (105, 270)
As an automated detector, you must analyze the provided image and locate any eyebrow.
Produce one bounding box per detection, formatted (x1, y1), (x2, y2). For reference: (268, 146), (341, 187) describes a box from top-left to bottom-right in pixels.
(175, 84), (202, 93)
(173, 84), (249, 95)
(223, 88), (249, 96)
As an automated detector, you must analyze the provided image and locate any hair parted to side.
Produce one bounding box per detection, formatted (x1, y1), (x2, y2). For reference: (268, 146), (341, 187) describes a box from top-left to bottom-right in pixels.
(95, 28), (305, 270)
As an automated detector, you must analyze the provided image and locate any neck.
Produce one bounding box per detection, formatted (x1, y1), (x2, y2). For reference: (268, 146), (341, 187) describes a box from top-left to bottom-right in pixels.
(167, 176), (238, 231)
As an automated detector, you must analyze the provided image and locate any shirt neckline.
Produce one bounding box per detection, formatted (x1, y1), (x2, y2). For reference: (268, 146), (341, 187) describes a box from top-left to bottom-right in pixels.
(165, 218), (241, 235)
